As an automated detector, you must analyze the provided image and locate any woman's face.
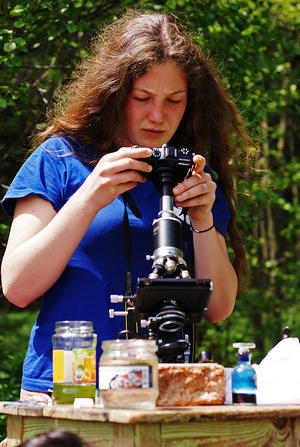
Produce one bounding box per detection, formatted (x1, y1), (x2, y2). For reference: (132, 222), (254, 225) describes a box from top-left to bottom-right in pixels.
(122, 61), (187, 148)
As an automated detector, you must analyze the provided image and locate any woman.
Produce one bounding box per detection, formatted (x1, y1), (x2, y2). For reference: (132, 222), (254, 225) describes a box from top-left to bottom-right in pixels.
(1, 10), (254, 399)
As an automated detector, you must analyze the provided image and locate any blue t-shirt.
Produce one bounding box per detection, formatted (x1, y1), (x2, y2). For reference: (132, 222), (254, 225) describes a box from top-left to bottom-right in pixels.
(1, 136), (230, 392)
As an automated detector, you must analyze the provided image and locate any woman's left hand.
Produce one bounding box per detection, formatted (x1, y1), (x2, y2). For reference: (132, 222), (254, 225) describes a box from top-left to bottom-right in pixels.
(173, 154), (216, 227)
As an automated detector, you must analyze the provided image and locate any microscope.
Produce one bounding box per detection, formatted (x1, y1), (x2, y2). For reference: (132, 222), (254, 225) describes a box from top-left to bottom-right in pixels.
(109, 144), (212, 363)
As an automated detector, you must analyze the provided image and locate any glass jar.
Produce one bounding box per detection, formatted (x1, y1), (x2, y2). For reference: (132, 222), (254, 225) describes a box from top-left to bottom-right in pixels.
(99, 339), (158, 409)
(52, 321), (97, 404)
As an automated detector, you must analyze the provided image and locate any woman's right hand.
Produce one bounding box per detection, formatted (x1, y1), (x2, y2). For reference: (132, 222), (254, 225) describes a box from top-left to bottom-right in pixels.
(1, 146), (152, 307)
(81, 146), (153, 211)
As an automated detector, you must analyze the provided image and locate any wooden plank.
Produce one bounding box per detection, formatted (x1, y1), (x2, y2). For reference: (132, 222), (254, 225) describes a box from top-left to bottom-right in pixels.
(20, 416), (294, 447)
(134, 423), (161, 447)
(6, 415), (23, 447)
(22, 417), (163, 447)
(160, 418), (293, 447)
(22, 417), (116, 447)
(113, 423), (135, 447)
(4, 412), (300, 447)
(3, 402), (300, 424)
(102, 406), (300, 425)
(24, 417), (139, 447)
(292, 417), (300, 447)
(0, 403), (43, 417)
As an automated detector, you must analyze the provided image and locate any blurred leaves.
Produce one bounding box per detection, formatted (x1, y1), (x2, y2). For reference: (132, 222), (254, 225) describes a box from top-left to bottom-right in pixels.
(0, 310), (39, 440)
(0, 0), (299, 437)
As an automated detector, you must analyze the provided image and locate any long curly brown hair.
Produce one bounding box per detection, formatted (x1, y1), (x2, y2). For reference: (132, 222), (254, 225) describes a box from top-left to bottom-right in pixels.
(35, 9), (257, 290)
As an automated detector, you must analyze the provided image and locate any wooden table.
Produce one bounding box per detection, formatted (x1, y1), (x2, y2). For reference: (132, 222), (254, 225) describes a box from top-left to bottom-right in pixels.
(1, 401), (300, 447)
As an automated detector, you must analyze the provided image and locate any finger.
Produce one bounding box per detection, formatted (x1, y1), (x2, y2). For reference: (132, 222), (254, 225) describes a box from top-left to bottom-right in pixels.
(173, 171), (212, 195)
(116, 157), (153, 174)
(175, 181), (215, 204)
(101, 147), (152, 164)
(116, 169), (149, 185)
(117, 146), (153, 160)
(100, 168), (149, 190)
(98, 156), (152, 176)
(175, 194), (211, 208)
(193, 154), (206, 173)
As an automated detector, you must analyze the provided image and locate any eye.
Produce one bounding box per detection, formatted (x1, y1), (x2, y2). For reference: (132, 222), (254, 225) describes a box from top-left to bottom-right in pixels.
(133, 97), (149, 102)
(167, 98), (181, 104)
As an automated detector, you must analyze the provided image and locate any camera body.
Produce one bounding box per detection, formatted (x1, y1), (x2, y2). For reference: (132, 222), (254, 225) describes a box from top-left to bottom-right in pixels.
(142, 144), (194, 188)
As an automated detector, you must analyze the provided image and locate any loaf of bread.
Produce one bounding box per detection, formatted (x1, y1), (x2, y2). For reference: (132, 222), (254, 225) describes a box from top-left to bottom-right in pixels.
(157, 363), (225, 406)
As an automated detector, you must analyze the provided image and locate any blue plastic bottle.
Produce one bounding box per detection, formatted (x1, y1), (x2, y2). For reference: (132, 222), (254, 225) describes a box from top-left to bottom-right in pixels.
(232, 342), (257, 404)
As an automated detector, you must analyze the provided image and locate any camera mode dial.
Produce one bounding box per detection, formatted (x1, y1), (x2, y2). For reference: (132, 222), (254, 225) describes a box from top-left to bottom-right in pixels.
(152, 148), (161, 158)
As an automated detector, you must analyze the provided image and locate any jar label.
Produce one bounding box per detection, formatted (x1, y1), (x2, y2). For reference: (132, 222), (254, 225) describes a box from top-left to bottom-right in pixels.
(53, 349), (96, 385)
(99, 365), (153, 389)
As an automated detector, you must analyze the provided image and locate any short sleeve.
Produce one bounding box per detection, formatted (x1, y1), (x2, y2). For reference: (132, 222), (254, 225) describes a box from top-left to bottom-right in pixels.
(1, 139), (69, 218)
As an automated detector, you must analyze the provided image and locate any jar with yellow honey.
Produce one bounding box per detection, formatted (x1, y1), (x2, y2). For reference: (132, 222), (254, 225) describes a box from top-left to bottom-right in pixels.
(52, 321), (97, 404)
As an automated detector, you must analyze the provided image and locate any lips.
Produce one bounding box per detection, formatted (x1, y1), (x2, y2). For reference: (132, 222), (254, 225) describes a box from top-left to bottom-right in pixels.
(143, 128), (165, 136)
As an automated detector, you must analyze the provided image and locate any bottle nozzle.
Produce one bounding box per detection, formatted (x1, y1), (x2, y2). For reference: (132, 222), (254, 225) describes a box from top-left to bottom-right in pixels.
(282, 326), (290, 339)
(233, 342), (256, 354)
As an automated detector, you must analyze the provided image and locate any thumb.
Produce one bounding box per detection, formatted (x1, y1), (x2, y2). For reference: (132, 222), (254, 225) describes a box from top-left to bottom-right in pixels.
(193, 154), (206, 173)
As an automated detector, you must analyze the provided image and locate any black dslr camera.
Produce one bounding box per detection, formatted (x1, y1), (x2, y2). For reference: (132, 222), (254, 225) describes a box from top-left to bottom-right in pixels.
(109, 144), (212, 363)
(141, 144), (194, 193)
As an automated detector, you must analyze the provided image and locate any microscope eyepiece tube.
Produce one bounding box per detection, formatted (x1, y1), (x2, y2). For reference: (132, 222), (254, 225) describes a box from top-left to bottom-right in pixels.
(153, 215), (183, 257)
(161, 195), (174, 212)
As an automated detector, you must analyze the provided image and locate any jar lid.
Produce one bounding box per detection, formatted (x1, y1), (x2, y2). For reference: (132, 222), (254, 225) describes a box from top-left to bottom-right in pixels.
(197, 350), (213, 363)
(55, 321), (94, 332)
(101, 338), (156, 351)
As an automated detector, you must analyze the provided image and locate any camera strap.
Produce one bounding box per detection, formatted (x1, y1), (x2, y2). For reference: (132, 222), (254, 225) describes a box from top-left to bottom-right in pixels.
(121, 193), (197, 360)
(122, 192), (142, 337)
(181, 206), (197, 362)
(180, 207), (195, 277)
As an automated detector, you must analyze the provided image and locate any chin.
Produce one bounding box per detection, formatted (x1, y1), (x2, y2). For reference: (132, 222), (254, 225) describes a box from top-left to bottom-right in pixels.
(140, 139), (170, 149)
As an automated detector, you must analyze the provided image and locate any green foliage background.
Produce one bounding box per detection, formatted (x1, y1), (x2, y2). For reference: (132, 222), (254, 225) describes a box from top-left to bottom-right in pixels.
(0, 0), (299, 439)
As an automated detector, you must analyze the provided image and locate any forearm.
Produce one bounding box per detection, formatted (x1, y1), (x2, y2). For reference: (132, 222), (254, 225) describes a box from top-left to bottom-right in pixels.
(173, 155), (237, 322)
(193, 226), (237, 323)
(1, 190), (99, 307)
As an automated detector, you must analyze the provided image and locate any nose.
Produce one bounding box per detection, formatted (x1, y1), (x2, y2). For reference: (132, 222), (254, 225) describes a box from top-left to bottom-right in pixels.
(148, 102), (165, 123)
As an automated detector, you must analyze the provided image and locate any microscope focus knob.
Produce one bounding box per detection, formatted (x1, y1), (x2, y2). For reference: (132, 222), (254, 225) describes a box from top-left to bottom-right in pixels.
(109, 309), (128, 318)
(165, 258), (177, 273)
